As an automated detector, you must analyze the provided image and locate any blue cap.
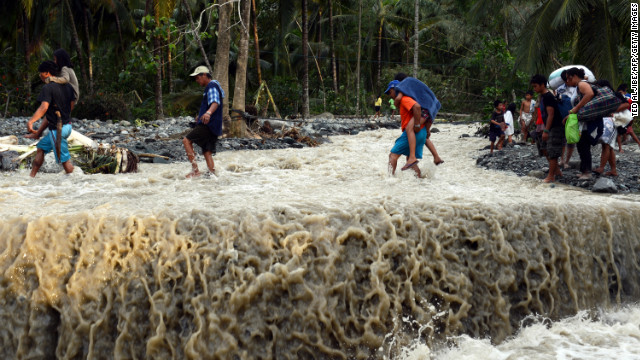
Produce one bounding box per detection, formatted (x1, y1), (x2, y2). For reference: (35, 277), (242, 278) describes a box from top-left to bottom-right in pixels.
(385, 80), (400, 94)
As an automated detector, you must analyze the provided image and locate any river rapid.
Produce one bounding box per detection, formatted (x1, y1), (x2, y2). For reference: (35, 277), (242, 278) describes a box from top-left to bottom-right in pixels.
(1, 123), (639, 359)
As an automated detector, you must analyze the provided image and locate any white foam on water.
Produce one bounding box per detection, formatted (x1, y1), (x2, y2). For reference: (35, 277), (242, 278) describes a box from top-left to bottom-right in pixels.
(413, 304), (640, 360)
(2, 123), (638, 219)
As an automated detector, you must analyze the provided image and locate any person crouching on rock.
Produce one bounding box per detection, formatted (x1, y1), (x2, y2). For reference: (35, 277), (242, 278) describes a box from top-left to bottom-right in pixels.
(183, 66), (225, 178)
(385, 80), (427, 178)
(25, 60), (76, 177)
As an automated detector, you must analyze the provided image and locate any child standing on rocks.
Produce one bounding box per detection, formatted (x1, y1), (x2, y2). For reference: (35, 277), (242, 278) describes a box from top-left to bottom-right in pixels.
(519, 91), (535, 143)
(489, 100), (506, 154)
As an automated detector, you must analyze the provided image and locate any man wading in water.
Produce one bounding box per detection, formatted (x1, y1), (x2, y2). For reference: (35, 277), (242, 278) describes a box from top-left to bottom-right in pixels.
(183, 66), (225, 178)
(25, 61), (76, 177)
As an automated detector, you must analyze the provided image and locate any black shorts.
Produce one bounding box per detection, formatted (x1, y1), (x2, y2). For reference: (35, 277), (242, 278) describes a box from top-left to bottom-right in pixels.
(375, 106), (381, 112)
(186, 124), (218, 154)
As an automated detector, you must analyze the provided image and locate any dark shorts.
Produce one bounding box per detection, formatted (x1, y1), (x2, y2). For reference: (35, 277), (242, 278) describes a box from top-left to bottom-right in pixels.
(186, 124), (218, 154)
(489, 128), (504, 142)
(540, 127), (564, 159)
(375, 106), (381, 112)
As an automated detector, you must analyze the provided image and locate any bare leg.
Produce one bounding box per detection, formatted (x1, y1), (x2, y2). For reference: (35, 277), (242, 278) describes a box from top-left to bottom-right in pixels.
(203, 151), (215, 173)
(62, 160), (74, 174)
(617, 134), (624, 152)
(30, 149), (45, 178)
(564, 146), (574, 169)
(405, 119), (418, 165)
(594, 144), (608, 174)
(183, 137), (201, 177)
(543, 158), (560, 183)
(629, 129), (640, 147)
(425, 139), (443, 165)
(490, 141), (495, 154)
(605, 145), (617, 176)
(389, 153), (400, 175)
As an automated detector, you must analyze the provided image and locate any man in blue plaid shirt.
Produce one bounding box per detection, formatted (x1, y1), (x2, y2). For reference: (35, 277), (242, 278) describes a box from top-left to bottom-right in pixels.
(183, 66), (225, 178)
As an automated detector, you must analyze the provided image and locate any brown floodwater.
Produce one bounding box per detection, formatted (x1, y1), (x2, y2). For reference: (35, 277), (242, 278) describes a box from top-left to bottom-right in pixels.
(1, 124), (639, 359)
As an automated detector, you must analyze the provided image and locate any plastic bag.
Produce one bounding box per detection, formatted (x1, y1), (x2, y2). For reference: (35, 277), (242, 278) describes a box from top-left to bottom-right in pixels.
(565, 113), (580, 144)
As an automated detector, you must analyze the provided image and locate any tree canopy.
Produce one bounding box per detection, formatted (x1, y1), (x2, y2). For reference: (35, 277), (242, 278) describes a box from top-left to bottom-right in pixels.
(0, 0), (632, 122)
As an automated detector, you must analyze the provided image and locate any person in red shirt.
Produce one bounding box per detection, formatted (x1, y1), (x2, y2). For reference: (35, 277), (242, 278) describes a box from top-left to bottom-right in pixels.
(385, 80), (427, 177)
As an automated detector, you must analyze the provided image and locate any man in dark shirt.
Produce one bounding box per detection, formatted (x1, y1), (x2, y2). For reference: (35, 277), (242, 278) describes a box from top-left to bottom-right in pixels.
(25, 61), (76, 177)
(531, 74), (564, 183)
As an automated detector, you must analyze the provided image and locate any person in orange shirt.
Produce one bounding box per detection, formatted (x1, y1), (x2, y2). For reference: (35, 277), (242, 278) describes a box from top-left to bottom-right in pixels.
(385, 80), (427, 177)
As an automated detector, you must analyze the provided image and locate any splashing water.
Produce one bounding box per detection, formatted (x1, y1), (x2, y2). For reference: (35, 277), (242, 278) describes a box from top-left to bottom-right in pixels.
(1, 123), (639, 359)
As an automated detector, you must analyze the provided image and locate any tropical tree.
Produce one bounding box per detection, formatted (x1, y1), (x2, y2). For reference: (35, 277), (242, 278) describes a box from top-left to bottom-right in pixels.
(515, 0), (629, 86)
(213, 0), (233, 120)
(231, 0), (251, 136)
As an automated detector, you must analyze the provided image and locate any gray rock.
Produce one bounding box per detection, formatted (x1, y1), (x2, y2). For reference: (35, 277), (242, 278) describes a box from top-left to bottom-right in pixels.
(592, 177), (618, 193)
(527, 170), (545, 179)
(0, 151), (20, 171)
(119, 121), (131, 126)
(40, 152), (64, 173)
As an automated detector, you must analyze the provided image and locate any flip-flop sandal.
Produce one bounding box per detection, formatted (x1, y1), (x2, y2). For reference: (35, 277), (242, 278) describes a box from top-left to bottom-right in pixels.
(401, 160), (419, 171)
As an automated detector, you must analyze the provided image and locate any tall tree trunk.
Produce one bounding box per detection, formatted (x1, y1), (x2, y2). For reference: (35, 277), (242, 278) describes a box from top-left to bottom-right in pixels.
(213, 0), (232, 125)
(82, 4), (94, 95)
(251, 0), (262, 85)
(413, 0), (419, 77)
(167, 29), (173, 93)
(21, 10), (31, 104)
(183, 34), (187, 73)
(231, 0), (251, 137)
(377, 20), (383, 89)
(181, 0), (212, 72)
(329, 0), (338, 94)
(302, 0), (309, 118)
(64, 0), (89, 90)
(356, 0), (362, 115)
(154, 35), (164, 119)
(153, 2), (163, 120)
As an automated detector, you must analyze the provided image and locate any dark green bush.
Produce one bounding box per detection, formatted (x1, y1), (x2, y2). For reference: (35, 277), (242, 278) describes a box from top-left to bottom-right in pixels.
(74, 93), (130, 121)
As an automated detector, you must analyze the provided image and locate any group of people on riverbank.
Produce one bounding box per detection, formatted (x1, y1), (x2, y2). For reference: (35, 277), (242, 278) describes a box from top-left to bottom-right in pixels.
(487, 67), (635, 183)
(22, 51), (634, 185)
(23, 50), (225, 178)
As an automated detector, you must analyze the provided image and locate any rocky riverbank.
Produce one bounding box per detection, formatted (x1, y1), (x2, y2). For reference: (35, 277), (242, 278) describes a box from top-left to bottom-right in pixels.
(3, 116), (638, 193)
(0, 115), (400, 164)
(474, 133), (640, 193)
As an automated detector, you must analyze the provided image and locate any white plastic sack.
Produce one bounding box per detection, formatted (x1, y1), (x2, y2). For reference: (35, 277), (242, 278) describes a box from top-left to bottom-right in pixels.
(548, 65), (596, 90)
(613, 109), (633, 128)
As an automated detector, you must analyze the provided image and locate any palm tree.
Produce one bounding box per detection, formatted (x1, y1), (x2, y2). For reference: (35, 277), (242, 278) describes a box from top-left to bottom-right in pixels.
(515, 0), (629, 86)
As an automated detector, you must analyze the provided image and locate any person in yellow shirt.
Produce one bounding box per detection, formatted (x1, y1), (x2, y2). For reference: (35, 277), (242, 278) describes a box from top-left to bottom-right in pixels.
(374, 95), (382, 118)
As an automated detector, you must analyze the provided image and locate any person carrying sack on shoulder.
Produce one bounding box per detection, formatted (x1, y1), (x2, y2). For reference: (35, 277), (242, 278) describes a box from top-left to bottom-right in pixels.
(25, 61), (76, 177)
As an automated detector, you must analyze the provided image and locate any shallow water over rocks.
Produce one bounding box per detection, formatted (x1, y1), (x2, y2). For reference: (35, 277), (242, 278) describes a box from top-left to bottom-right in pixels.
(1, 122), (639, 359)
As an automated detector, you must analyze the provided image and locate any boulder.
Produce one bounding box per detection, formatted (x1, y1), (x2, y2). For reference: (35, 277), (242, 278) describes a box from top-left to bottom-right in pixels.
(0, 151), (20, 171)
(592, 177), (618, 193)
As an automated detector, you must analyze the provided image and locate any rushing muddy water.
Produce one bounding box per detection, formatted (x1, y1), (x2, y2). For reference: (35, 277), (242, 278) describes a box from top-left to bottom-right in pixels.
(1, 123), (639, 359)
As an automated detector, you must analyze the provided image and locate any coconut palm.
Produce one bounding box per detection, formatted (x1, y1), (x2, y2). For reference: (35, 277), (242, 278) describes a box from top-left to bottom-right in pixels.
(515, 0), (629, 86)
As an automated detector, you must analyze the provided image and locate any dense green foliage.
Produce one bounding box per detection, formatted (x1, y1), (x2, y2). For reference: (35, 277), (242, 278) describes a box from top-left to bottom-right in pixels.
(0, 0), (632, 121)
